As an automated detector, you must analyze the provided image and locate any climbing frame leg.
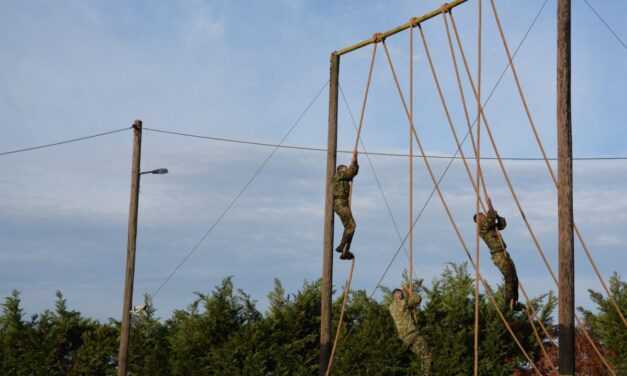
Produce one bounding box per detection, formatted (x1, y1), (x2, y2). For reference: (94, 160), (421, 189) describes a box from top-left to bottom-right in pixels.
(320, 52), (340, 376)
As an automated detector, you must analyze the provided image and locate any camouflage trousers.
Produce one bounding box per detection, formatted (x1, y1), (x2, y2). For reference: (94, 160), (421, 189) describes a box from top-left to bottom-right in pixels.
(490, 248), (519, 305)
(334, 199), (356, 252)
(408, 335), (431, 376)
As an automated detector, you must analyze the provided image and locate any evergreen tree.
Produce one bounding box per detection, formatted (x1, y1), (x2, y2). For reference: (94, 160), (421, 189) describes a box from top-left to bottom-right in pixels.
(579, 272), (627, 373)
(0, 290), (32, 375)
(127, 294), (171, 375)
(167, 277), (261, 375)
(3, 265), (624, 375)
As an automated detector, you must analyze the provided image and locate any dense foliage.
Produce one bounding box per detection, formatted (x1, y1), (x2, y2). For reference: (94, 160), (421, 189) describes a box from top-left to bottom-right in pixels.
(0, 264), (623, 375)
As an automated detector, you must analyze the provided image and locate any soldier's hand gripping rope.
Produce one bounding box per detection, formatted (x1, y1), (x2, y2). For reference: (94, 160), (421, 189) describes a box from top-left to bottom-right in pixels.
(389, 279), (432, 375)
(474, 198), (520, 310)
(332, 150), (359, 260)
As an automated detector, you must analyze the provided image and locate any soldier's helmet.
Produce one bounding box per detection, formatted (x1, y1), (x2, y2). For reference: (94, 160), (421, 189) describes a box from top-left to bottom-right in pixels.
(392, 288), (404, 300)
(336, 164), (348, 174)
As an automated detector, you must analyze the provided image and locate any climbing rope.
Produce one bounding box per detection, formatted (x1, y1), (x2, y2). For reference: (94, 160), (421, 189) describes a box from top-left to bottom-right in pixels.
(435, 11), (558, 371)
(382, 39), (542, 375)
(324, 258), (356, 376)
(340, 6), (554, 373)
(448, 10), (616, 374)
(339, 85), (410, 261)
(325, 43), (378, 375)
(352, 43), (378, 154)
(489, 0), (627, 329)
(408, 25), (415, 297)
(347, 42), (377, 210)
(473, 3), (482, 374)
(420, 15), (557, 373)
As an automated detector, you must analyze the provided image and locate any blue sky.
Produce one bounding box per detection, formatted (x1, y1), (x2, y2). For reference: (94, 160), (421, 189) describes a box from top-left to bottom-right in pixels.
(1, 0), (626, 321)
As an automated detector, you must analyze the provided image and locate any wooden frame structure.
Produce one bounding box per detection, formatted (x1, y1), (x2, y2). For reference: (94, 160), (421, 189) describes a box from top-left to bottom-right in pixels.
(320, 1), (576, 375)
(319, 1), (469, 374)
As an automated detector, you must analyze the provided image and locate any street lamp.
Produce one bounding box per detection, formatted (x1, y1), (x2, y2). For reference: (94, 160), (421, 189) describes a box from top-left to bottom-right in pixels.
(140, 168), (168, 176)
(118, 119), (169, 376)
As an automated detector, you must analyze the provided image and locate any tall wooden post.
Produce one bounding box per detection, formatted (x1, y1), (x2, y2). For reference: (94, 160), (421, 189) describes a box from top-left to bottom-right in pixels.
(117, 120), (142, 376)
(557, 0), (575, 374)
(320, 53), (340, 376)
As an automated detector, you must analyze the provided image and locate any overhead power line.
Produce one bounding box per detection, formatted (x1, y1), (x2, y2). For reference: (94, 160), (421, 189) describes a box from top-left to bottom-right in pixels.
(0, 127), (131, 157)
(143, 127), (627, 161)
(3, 124), (625, 162)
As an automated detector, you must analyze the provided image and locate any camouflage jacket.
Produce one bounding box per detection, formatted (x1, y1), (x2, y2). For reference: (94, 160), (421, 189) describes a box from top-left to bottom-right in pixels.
(332, 160), (359, 201)
(389, 294), (422, 347)
(476, 209), (507, 254)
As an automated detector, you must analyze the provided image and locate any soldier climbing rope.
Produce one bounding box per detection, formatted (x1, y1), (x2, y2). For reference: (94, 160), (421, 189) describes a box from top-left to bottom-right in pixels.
(321, 1), (623, 375)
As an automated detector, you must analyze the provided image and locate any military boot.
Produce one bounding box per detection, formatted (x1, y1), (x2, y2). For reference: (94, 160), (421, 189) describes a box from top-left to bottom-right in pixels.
(340, 250), (354, 260)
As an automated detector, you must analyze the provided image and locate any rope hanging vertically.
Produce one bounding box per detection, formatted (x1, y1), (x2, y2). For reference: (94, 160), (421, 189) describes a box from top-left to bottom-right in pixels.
(448, 11), (616, 374)
(488, 0), (627, 329)
(437, 10), (557, 371)
(421, 11), (555, 373)
(348, 42), (378, 207)
(325, 42), (378, 376)
(474, 2), (483, 375)
(337, 7), (555, 373)
(352, 42), (378, 154)
(408, 24), (415, 296)
(382, 39), (542, 375)
(324, 258), (355, 376)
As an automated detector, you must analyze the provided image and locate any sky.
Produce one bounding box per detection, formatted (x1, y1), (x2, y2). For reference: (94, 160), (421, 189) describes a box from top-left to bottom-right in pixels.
(1, 0), (626, 322)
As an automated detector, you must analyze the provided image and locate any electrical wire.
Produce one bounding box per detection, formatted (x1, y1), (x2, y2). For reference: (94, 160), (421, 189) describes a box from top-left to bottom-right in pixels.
(0, 127), (131, 157)
(143, 127), (626, 161)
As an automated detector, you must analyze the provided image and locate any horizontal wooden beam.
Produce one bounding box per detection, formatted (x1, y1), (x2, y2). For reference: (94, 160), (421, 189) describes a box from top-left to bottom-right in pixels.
(335, 0), (469, 56)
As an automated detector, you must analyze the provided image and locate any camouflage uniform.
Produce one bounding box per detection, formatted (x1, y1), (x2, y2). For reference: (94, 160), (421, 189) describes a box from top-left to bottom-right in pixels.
(332, 159), (359, 258)
(389, 293), (431, 375)
(475, 208), (519, 306)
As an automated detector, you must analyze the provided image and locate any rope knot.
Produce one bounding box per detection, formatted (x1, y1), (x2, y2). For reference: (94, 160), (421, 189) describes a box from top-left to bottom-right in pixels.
(440, 2), (451, 14)
(372, 32), (385, 43)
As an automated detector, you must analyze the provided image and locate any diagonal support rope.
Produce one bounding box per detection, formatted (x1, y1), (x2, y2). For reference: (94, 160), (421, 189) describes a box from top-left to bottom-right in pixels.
(149, 81), (328, 298)
(489, 0), (627, 329)
(420, 18), (557, 373)
(369, 0), (549, 297)
(334, 6), (552, 371)
(583, 0), (627, 53)
(382, 39), (542, 375)
(448, 10), (616, 374)
(439, 9), (557, 365)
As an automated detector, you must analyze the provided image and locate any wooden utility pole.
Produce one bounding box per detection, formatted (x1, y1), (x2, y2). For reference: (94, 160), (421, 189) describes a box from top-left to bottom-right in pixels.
(557, 0), (575, 374)
(320, 53), (340, 376)
(117, 120), (143, 376)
